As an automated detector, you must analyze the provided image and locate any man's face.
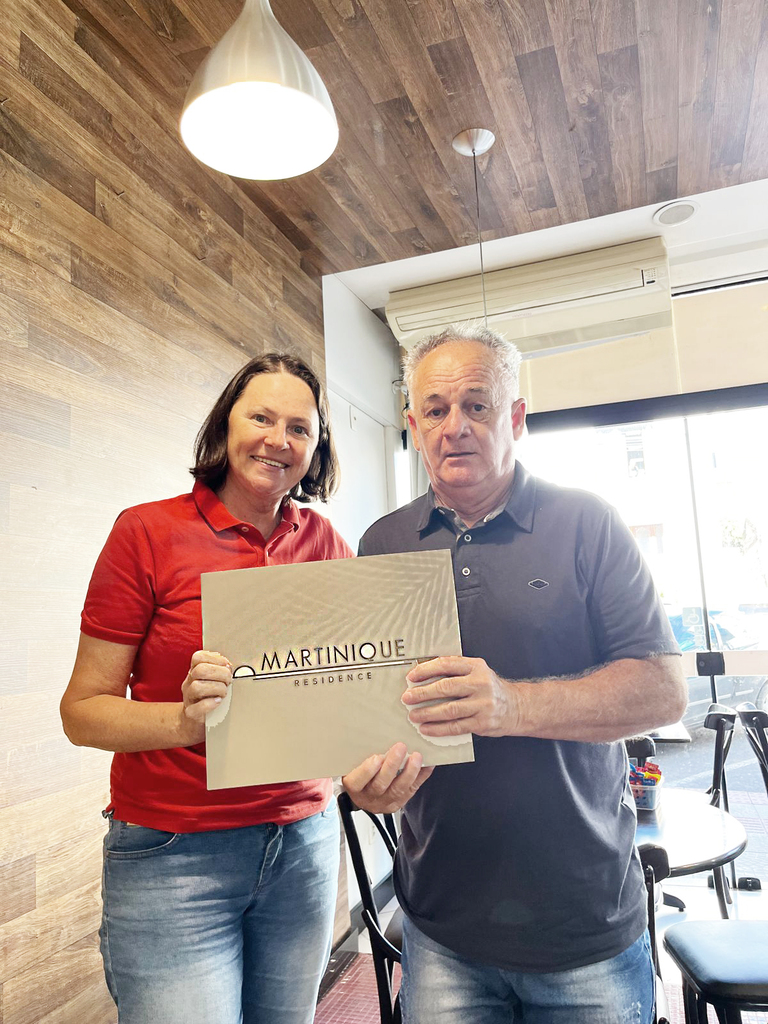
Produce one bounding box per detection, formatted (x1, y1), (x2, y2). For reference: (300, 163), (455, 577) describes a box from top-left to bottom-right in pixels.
(407, 341), (526, 502)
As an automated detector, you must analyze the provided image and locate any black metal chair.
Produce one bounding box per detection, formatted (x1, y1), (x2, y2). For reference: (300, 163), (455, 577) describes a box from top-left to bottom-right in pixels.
(701, 704), (739, 916)
(664, 921), (768, 1023)
(630, 709), (738, 918)
(662, 701), (768, 1023)
(639, 843), (672, 1024)
(338, 791), (403, 1024)
(649, 704), (738, 916)
(627, 735), (688, 915)
(626, 735), (657, 768)
(737, 702), (768, 794)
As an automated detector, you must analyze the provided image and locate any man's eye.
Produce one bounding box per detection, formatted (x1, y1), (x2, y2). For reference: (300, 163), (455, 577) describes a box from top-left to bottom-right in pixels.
(426, 408), (443, 418)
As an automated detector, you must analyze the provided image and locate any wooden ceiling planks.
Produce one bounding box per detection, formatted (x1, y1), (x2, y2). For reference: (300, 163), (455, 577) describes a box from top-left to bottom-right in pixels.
(709, 0), (765, 189)
(742, 5), (768, 180)
(47, 0), (768, 276)
(597, 43), (647, 211)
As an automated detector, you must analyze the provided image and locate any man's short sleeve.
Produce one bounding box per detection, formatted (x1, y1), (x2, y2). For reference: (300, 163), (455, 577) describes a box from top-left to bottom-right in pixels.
(583, 503), (680, 662)
(80, 510), (156, 646)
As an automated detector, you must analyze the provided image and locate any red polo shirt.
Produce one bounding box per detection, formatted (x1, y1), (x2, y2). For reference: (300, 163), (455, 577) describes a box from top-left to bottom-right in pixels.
(81, 481), (354, 832)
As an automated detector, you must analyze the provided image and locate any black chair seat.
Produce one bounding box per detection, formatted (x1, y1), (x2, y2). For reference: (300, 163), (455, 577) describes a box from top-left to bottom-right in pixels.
(664, 921), (768, 1004)
(384, 907), (404, 953)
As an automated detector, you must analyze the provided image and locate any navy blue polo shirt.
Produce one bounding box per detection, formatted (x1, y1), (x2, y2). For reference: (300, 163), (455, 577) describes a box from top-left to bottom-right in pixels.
(358, 461), (680, 972)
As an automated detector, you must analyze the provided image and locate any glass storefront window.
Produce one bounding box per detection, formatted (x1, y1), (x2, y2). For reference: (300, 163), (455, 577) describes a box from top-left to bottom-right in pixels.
(520, 404), (768, 878)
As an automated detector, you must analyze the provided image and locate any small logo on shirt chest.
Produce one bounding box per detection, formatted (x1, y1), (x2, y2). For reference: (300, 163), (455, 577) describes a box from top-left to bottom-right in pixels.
(527, 578), (550, 589)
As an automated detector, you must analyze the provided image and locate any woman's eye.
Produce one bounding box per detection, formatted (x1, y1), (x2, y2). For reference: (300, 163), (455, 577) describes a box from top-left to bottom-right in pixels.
(252, 414), (268, 424)
(291, 425), (308, 436)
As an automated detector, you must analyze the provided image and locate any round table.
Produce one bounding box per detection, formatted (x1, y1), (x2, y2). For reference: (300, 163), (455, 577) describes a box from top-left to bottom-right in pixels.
(635, 788), (748, 917)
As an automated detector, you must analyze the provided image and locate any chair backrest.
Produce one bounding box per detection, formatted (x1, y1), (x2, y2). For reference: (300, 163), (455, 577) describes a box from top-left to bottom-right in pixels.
(626, 735), (656, 767)
(337, 792), (400, 958)
(737, 703), (768, 795)
(703, 703), (737, 807)
(338, 792), (401, 1024)
(638, 843), (671, 1024)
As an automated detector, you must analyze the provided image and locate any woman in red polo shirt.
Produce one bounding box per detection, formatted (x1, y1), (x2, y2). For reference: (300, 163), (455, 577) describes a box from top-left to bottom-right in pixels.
(61, 353), (353, 1024)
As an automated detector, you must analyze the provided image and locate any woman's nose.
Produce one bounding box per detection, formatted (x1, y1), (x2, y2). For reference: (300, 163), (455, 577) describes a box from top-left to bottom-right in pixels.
(264, 423), (288, 447)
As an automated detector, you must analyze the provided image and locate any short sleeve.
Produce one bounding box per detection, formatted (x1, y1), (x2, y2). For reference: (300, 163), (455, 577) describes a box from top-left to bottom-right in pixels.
(324, 520), (355, 560)
(80, 510), (156, 646)
(583, 503), (680, 663)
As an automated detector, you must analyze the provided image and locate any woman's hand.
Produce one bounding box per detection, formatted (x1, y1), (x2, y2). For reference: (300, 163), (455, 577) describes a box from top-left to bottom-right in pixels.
(181, 651), (233, 735)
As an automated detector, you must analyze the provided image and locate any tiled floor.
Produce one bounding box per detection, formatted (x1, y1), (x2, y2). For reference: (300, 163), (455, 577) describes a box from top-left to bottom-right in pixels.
(314, 954), (400, 1024)
(314, 899), (400, 1024)
(315, 882), (768, 1024)
(726, 787), (768, 879)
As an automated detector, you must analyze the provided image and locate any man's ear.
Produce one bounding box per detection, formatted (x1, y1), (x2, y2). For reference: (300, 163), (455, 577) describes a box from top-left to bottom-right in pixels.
(511, 397), (527, 440)
(407, 410), (421, 452)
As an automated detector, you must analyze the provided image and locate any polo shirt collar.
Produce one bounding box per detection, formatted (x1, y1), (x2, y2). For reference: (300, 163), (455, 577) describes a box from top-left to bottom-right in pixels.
(416, 461), (537, 534)
(192, 480), (300, 534)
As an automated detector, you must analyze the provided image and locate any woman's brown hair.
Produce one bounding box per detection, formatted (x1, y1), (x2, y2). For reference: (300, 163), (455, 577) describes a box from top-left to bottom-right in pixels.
(191, 353), (340, 502)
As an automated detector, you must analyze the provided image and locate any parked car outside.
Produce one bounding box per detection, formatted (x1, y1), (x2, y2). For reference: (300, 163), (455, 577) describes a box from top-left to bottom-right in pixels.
(666, 609), (768, 730)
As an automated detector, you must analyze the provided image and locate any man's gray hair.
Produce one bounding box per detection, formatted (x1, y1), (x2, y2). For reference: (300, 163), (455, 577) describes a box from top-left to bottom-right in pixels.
(403, 322), (522, 402)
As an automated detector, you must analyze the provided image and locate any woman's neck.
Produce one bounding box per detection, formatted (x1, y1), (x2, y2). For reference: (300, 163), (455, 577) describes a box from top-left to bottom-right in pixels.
(217, 479), (285, 541)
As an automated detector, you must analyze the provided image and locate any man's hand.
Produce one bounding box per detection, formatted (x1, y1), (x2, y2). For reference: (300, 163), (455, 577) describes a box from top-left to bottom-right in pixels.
(404, 656), (519, 738)
(342, 742), (434, 814)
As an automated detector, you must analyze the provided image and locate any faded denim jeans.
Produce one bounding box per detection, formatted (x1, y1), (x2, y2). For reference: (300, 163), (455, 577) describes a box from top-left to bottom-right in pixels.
(100, 799), (339, 1024)
(401, 915), (655, 1024)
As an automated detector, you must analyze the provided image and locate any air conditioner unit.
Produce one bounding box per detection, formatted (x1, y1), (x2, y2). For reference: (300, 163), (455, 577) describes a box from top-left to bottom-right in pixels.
(386, 237), (672, 357)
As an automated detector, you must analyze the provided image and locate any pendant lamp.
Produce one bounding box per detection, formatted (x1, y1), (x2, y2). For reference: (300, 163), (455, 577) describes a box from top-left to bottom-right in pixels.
(180, 0), (338, 180)
(452, 128), (496, 324)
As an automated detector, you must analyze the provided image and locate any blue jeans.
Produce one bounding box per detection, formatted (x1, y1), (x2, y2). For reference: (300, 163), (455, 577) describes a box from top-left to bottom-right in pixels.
(100, 800), (339, 1024)
(401, 916), (654, 1024)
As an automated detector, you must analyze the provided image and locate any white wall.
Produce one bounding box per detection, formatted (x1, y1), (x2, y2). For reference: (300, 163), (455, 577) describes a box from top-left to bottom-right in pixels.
(323, 276), (402, 430)
(322, 274), (406, 908)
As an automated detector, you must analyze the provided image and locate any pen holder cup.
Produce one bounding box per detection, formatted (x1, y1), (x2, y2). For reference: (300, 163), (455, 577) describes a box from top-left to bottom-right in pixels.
(631, 777), (662, 811)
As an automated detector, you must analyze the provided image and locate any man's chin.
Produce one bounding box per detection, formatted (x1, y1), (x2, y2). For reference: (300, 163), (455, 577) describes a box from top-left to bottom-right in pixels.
(435, 470), (484, 492)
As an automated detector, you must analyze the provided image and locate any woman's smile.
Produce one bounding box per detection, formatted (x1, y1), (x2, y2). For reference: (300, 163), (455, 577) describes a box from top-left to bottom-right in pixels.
(251, 454), (290, 469)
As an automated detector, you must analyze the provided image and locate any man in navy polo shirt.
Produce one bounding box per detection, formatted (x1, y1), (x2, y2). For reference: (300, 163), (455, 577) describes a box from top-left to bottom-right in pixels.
(343, 324), (686, 1024)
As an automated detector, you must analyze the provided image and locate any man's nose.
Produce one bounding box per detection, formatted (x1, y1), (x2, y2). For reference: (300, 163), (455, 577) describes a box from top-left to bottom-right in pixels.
(442, 405), (471, 437)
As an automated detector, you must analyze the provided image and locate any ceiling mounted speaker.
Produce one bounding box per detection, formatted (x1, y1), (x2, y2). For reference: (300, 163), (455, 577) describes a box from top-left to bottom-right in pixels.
(652, 201), (699, 226)
(180, 0), (338, 180)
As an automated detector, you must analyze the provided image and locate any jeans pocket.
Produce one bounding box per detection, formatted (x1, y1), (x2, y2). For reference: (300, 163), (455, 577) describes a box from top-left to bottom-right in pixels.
(105, 820), (180, 859)
(321, 794), (338, 818)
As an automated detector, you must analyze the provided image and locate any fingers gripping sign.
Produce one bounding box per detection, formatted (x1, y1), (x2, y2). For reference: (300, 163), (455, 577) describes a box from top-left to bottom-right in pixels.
(402, 656), (519, 738)
(342, 742), (434, 815)
(181, 650), (233, 730)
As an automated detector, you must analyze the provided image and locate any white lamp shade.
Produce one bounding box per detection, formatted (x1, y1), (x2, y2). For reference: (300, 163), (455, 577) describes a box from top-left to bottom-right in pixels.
(180, 0), (339, 180)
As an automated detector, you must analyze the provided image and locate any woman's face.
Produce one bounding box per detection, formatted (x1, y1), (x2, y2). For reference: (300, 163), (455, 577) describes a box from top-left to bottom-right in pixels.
(225, 372), (320, 505)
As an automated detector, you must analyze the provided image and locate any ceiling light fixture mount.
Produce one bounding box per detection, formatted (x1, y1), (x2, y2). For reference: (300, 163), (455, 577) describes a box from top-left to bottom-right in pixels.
(451, 128), (496, 158)
(452, 128), (496, 324)
(180, 0), (338, 181)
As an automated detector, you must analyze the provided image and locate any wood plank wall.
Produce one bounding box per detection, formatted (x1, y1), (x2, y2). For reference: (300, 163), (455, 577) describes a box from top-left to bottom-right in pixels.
(0, 1), (348, 1019)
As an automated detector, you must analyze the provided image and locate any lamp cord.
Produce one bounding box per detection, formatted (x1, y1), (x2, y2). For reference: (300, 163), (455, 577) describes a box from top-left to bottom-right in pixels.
(472, 149), (488, 326)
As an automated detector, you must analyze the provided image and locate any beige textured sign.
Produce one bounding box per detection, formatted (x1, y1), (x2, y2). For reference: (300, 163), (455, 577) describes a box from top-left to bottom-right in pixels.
(202, 550), (474, 789)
